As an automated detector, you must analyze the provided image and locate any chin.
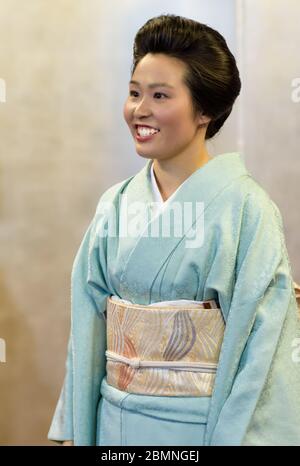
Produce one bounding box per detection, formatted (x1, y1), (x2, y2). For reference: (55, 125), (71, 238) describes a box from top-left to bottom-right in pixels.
(135, 152), (154, 160)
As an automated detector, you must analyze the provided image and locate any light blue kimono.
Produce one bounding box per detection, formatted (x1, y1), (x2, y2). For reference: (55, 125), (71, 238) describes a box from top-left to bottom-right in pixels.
(48, 152), (300, 446)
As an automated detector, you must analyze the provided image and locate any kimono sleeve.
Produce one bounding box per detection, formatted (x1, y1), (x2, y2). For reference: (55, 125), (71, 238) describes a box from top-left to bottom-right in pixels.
(47, 205), (109, 444)
(47, 334), (74, 443)
(208, 195), (300, 445)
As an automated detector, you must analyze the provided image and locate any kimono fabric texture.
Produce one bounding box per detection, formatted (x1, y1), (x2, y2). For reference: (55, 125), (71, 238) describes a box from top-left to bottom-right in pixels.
(48, 152), (300, 446)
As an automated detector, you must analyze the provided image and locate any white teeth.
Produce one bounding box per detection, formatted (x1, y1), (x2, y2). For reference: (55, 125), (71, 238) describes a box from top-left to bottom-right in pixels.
(137, 126), (159, 136)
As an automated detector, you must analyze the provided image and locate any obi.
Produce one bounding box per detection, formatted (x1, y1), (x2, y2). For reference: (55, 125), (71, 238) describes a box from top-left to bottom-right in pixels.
(105, 296), (225, 397)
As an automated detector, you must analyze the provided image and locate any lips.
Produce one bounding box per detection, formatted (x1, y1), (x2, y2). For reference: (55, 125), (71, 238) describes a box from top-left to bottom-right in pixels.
(134, 127), (160, 142)
(134, 124), (160, 131)
(134, 125), (160, 139)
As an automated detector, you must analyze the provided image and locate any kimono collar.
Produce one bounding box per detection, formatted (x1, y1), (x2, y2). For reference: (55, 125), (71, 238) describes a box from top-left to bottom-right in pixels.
(150, 161), (181, 206)
(133, 152), (250, 206)
(119, 152), (250, 301)
(150, 161), (163, 204)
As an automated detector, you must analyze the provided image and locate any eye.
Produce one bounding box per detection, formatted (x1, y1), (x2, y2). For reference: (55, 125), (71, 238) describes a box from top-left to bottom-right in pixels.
(129, 91), (167, 99)
(154, 92), (167, 99)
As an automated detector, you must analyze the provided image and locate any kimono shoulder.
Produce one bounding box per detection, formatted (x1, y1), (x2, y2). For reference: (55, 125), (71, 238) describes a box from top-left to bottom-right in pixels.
(232, 176), (289, 304)
(231, 173), (283, 227)
(95, 174), (135, 214)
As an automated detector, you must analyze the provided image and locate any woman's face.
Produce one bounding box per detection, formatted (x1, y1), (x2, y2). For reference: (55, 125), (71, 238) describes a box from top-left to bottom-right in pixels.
(123, 53), (209, 161)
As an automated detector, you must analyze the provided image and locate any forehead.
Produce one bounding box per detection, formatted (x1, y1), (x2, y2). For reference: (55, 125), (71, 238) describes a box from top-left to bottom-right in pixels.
(131, 53), (186, 87)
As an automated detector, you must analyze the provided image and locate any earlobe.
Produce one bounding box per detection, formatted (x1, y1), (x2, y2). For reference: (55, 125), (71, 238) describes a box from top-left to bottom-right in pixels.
(198, 113), (211, 126)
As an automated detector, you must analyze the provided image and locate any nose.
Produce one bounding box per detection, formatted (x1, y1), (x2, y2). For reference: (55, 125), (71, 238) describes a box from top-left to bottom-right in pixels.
(133, 96), (152, 118)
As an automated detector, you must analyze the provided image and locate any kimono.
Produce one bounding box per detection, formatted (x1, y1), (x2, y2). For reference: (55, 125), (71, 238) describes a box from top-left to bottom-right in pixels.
(48, 152), (300, 446)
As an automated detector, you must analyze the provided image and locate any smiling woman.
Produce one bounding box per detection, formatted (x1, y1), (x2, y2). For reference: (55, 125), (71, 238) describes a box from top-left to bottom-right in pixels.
(123, 14), (241, 200)
(124, 52), (216, 200)
(48, 14), (300, 447)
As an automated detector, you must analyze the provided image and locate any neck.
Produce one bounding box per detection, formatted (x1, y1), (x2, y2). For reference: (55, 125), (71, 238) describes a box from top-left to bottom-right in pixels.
(152, 146), (212, 202)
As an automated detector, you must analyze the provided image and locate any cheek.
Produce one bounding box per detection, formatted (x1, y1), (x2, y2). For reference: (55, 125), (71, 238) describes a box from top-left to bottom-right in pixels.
(162, 113), (191, 136)
(157, 110), (178, 130)
(123, 99), (132, 124)
(159, 105), (190, 130)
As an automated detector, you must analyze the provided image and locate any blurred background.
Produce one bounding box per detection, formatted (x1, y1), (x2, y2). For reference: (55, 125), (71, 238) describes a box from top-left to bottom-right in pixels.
(0, 0), (299, 445)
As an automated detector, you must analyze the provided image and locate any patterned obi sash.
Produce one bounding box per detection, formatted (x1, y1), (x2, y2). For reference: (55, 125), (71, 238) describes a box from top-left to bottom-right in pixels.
(105, 295), (225, 396)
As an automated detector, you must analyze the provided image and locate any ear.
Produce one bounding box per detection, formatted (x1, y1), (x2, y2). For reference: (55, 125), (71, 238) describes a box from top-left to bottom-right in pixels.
(198, 112), (212, 126)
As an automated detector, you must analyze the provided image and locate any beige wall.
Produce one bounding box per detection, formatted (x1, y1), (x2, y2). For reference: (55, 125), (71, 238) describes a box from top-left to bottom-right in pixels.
(0, 0), (299, 445)
(238, 0), (300, 279)
(0, 0), (112, 445)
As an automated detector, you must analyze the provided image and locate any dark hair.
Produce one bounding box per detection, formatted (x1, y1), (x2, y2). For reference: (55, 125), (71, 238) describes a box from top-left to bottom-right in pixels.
(131, 14), (241, 139)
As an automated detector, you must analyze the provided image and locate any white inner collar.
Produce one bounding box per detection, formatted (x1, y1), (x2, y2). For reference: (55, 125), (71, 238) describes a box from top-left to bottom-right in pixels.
(150, 162), (184, 206)
(150, 162), (164, 204)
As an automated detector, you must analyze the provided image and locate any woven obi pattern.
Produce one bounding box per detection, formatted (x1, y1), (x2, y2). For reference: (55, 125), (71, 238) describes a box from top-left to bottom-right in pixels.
(105, 296), (225, 396)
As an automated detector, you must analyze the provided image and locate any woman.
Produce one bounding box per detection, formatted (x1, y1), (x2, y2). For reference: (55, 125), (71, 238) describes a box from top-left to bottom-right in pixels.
(48, 14), (300, 446)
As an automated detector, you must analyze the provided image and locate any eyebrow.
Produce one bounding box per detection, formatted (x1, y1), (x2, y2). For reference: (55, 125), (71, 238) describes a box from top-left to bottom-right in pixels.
(129, 80), (175, 89)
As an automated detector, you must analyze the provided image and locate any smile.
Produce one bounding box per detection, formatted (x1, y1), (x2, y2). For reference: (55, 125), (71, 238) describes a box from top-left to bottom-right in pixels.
(135, 126), (160, 142)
